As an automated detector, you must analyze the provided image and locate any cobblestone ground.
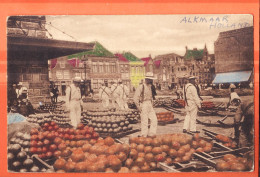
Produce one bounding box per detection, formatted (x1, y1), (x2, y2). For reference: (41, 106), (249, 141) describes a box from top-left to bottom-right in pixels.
(78, 95), (254, 144)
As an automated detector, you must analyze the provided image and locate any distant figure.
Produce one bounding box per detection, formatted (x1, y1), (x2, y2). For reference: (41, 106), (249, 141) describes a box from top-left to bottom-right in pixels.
(115, 80), (129, 110)
(227, 85), (241, 109)
(110, 81), (118, 108)
(16, 82), (28, 101)
(249, 82), (253, 88)
(99, 82), (111, 108)
(52, 85), (59, 103)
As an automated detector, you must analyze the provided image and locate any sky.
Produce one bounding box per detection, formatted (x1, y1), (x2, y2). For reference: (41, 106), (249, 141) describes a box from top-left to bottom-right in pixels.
(45, 14), (253, 58)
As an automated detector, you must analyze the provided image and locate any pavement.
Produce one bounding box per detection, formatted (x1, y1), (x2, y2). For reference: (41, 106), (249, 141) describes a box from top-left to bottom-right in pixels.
(78, 94), (254, 144)
(48, 93), (254, 144)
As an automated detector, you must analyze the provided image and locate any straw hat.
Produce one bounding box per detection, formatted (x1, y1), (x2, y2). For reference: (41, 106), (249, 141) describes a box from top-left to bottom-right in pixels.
(73, 76), (82, 82)
(145, 72), (156, 80)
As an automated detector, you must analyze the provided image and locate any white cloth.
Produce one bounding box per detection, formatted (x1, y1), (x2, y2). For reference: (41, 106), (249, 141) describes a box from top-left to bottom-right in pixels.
(66, 84), (82, 128)
(115, 84), (129, 110)
(99, 86), (111, 108)
(230, 92), (240, 103)
(183, 106), (198, 132)
(140, 101), (158, 137)
(183, 83), (201, 131)
(134, 84), (157, 137)
(110, 84), (118, 107)
(16, 87), (28, 99)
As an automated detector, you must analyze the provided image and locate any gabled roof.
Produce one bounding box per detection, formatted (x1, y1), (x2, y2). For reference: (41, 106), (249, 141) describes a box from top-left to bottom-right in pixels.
(115, 53), (129, 62)
(67, 41), (115, 59)
(184, 49), (204, 60)
(141, 56), (152, 66)
(123, 52), (141, 62)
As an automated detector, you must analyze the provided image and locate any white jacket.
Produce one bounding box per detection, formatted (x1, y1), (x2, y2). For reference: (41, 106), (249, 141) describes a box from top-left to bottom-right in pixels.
(115, 84), (129, 99)
(99, 86), (111, 99)
(183, 83), (201, 111)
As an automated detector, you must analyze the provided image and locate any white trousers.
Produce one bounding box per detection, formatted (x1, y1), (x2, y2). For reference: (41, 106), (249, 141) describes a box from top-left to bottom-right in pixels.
(102, 97), (109, 108)
(69, 100), (81, 128)
(140, 101), (158, 137)
(183, 106), (198, 132)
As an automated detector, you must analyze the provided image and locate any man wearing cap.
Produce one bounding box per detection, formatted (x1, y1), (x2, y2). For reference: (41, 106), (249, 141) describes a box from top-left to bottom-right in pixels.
(99, 81), (111, 108)
(134, 72), (158, 137)
(233, 99), (254, 148)
(183, 76), (202, 133)
(227, 84), (241, 109)
(115, 80), (130, 110)
(66, 77), (83, 128)
(16, 82), (28, 100)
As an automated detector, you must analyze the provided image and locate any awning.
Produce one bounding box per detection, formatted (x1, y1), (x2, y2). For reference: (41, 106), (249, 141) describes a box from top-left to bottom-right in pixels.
(212, 71), (252, 84)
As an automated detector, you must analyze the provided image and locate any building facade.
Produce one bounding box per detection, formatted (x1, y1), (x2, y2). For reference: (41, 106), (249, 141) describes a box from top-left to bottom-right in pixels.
(184, 45), (215, 86)
(49, 42), (121, 94)
(153, 53), (185, 89)
(214, 26), (253, 73)
(7, 16), (94, 103)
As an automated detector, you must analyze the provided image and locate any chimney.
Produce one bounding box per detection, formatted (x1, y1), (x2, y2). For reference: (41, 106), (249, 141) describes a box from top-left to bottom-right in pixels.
(185, 46), (188, 51)
(193, 48), (197, 51)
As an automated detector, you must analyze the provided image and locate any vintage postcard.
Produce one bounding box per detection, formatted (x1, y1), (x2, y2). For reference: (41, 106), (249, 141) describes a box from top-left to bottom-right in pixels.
(1, 1), (259, 177)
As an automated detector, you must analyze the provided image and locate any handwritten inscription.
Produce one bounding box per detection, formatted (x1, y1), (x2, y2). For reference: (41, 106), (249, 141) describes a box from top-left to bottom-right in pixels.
(180, 16), (251, 29)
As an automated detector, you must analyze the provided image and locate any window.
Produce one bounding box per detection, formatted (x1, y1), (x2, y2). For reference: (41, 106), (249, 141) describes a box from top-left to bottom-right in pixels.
(79, 61), (84, 68)
(111, 63), (116, 73)
(63, 70), (70, 79)
(99, 63), (103, 73)
(92, 62), (98, 73)
(60, 61), (65, 68)
(75, 72), (81, 78)
(105, 63), (109, 73)
(56, 71), (63, 79)
(120, 65), (124, 73)
(131, 66), (135, 74)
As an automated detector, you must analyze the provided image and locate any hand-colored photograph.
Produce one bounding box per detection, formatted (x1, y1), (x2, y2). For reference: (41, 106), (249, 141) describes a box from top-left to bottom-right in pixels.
(7, 14), (255, 173)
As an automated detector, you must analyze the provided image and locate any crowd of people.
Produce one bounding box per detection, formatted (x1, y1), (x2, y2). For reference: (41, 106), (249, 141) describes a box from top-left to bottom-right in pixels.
(8, 74), (254, 151)
(7, 82), (34, 116)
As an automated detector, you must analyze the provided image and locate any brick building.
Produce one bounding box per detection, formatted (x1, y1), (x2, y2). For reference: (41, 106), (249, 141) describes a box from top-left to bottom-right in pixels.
(49, 42), (121, 94)
(213, 26), (253, 85)
(184, 45), (215, 86)
(214, 26), (253, 73)
(153, 53), (185, 89)
(7, 16), (94, 103)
